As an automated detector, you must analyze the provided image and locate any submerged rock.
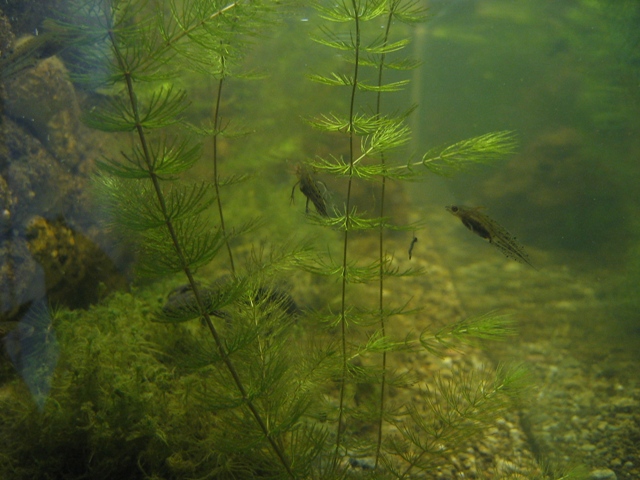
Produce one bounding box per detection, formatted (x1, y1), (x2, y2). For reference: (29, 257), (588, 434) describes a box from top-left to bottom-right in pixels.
(3, 55), (81, 164)
(0, 17), (129, 318)
(589, 468), (617, 480)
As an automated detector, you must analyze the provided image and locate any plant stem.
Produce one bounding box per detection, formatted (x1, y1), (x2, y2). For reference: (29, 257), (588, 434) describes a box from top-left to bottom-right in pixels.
(334, 0), (362, 465)
(211, 69), (236, 275)
(374, 1), (399, 467)
(107, 17), (293, 478)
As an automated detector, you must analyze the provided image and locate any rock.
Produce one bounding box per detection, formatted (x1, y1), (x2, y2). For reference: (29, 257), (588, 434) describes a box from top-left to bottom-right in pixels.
(2, 118), (70, 223)
(0, 12), (15, 60)
(0, 235), (41, 318)
(3, 55), (81, 165)
(588, 468), (617, 480)
(25, 216), (127, 309)
(0, 14), (130, 316)
(0, 175), (13, 234)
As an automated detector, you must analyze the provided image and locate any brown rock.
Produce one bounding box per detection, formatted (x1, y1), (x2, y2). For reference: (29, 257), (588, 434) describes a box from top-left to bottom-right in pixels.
(26, 216), (127, 309)
(3, 55), (81, 166)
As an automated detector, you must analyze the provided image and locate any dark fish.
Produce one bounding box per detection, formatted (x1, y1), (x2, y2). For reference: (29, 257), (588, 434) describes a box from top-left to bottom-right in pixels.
(291, 165), (329, 217)
(254, 286), (301, 317)
(446, 205), (536, 269)
(408, 236), (418, 259)
(3, 299), (59, 410)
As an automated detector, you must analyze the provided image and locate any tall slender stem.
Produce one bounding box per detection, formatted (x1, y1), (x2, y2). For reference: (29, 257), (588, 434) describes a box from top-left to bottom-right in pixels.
(334, 0), (362, 464)
(374, 1), (399, 466)
(106, 15), (293, 477)
(211, 68), (236, 275)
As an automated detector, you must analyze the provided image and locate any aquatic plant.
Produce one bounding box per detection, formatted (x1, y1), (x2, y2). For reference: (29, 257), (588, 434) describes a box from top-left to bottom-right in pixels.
(301, 0), (526, 475)
(53, 0), (320, 477)
(0, 0), (545, 478)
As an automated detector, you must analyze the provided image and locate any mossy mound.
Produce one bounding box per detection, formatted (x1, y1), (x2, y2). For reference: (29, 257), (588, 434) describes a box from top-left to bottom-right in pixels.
(0, 283), (322, 479)
(0, 291), (172, 479)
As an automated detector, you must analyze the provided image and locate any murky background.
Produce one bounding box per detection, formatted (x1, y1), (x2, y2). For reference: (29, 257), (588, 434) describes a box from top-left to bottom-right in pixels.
(408, 1), (640, 476)
(233, 0), (640, 370)
(1, 0), (639, 477)
(219, 0), (640, 475)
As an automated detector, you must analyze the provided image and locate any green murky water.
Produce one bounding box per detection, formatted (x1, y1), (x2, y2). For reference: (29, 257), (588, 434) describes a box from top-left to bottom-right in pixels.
(1, 0), (639, 478)
(409, 1), (640, 476)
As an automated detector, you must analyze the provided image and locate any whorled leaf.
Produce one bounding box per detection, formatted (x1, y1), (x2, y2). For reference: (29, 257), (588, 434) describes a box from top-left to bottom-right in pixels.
(95, 175), (215, 232)
(360, 119), (411, 156)
(97, 136), (202, 179)
(136, 218), (223, 276)
(360, 54), (422, 71)
(420, 131), (519, 177)
(363, 37), (409, 55)
(84, 85), (188, 132)
(391, 0), (430, 24)
(306, 72), (354, 87)
(419, 312), (517, 356)
(306, 111), (406, 136)
(357, 79), (410, 92)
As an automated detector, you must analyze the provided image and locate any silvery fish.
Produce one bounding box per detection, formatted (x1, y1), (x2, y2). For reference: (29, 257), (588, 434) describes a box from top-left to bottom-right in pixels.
(446, 205), (536, 269)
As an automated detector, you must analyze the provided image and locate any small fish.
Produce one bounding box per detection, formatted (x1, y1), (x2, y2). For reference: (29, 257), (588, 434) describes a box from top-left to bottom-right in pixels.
(408, 236), (418, 259)
(290, 165), (329, 217)
(446, 205), (536, 269)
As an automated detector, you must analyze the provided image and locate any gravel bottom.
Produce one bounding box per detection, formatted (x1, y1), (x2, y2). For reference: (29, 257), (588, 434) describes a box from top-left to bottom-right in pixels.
(345, 232), (543, 478)
(415, 210), (640, 480)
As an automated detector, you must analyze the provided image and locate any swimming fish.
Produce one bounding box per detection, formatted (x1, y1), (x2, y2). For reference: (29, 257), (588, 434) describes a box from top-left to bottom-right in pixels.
(446, 205), (536, 269)
(290, 165), (329, 217)
(408, 236), (418, 259)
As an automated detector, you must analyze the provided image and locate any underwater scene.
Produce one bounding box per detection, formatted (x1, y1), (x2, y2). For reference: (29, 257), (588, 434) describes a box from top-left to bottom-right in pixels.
(1, 0), (639, 478)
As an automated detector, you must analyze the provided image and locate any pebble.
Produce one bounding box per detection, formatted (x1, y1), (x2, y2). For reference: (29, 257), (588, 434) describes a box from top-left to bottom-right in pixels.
(588, 468), (617, 480)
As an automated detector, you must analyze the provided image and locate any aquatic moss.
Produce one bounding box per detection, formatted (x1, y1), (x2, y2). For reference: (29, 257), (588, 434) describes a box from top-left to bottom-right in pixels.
(0, 292), (172, 479)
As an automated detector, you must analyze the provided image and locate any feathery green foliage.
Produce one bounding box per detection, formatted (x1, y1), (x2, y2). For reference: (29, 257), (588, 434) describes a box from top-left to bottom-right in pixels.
(419, 312), (518, 355)
(158, 0), (277, 274)
(74, 0), (311, 476)
(419, 130), (519, 177)
(303, 0), (527, 475)
(0, 0), (549, 478)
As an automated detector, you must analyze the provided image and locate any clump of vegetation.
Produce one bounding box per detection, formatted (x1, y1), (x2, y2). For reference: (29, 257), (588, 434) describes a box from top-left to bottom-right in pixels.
(0, 0), (566, 478)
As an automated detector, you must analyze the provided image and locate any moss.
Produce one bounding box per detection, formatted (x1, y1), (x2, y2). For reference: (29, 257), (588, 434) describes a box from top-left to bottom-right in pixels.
(0, 292), (171, 479)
